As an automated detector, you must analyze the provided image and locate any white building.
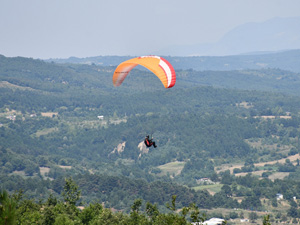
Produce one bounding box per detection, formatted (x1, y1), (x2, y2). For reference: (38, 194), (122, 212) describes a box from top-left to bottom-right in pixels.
(6, 114), (16, 121)
(276, 193), (283, 201)
(192, 218), (225, 225)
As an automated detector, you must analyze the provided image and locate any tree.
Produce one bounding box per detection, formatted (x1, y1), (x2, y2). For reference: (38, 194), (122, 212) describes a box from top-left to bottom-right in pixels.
(228, 211), (238, 219)
(131, 199), (142, 214)
(220, 170), (233, 185)
(0, 190), (17, 225)
(249, 212), (258, 223)
(166, 195), (177, 212)
(271, 198), (278, 207)
(17, 199), (42, 224)
(129, 199), (147, 224)
(239, 211), (244, 219)
(146, 202), (159, 220)
(189, 203), (206, 223)
(80, 203), (103, 224)
(221, 184), (232, 197)
(263, 215), (271, 225)
(62, 177), (81, 206)
(241, 195), (262, 210)
(287, 206), (298, 218)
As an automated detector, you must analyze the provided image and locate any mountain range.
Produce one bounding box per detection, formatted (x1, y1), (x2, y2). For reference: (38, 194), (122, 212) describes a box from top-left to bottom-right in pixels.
(154, 16), (300, 56)
(46, 49), (300, 73)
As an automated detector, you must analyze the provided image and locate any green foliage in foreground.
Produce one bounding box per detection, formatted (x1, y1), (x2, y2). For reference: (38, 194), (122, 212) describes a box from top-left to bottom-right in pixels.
(0, 178), (209, 225)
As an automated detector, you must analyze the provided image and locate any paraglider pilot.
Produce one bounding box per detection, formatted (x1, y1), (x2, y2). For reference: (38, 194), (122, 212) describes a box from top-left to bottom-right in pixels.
(144, 135), (157, 148)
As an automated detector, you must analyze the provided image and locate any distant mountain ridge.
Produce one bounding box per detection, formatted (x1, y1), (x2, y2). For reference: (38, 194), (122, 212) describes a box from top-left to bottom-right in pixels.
(46, 49), (300, 72)
(155, 16), (300, 56)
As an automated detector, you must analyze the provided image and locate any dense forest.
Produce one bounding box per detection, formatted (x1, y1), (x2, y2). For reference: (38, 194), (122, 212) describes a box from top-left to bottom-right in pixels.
(1, 54), (300, 224)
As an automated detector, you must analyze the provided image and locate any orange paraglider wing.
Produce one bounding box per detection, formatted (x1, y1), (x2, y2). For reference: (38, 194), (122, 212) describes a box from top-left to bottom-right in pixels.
(113, 56), (176, 88)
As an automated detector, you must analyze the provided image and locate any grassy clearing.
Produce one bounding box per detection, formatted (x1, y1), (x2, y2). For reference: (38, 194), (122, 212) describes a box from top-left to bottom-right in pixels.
(0, 81), (35, 91)
(217, 154), (300, 177)
(41, 112), (58, 117)
(256, 154), (300, 167)
(10, 170), (38, 179)
(66, 119), (107, 130)
(11, 170), (26, 177)
(268, 172), (290, 181)
(59, 165), (72, 169)
(157, 161), (185, 176)
(192, 183), (223, 194)
(35, 127), (59, 137)
(246, 138), (292, 154)
(234, 170), (269, 177)
(39, 167), (53, 180)
(39, 167), (50, 176)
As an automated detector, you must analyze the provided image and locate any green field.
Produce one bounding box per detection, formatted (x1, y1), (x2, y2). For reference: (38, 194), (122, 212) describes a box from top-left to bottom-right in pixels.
(192, 183), (223, 194)
(157, 161), (185, 177)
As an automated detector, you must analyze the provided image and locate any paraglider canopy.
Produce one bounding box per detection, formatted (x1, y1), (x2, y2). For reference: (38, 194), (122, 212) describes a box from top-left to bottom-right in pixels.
(113, 56), (176, 88)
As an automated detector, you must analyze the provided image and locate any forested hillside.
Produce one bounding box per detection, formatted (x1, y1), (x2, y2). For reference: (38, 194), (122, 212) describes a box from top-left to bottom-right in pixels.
(1, 55), (300, 223)
(46, 49), (300, 73)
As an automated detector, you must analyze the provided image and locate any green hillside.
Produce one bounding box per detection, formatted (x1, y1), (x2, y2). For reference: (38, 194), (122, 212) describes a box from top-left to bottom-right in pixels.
(1, 55), (300, 222)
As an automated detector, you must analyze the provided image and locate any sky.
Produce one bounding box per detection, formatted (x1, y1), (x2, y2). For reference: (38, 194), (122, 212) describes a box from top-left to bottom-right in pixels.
(1, 0), (300, 59)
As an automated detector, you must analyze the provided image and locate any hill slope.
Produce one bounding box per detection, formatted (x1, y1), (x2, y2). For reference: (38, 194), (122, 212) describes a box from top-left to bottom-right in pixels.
(1, 55), (300, 214)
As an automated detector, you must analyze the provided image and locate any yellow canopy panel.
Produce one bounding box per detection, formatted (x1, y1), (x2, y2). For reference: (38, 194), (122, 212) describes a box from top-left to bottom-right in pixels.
(113, 56), (176, 88)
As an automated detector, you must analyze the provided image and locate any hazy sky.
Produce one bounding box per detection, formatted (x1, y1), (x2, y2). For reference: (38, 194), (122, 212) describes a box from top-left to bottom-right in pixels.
(1, 0), (300, 59)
